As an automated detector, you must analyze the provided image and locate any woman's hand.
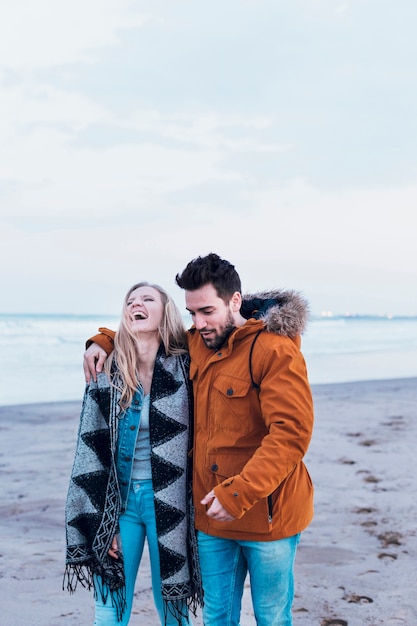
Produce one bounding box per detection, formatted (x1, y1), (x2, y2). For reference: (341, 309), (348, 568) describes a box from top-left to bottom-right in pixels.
(108, 536), (119, 559)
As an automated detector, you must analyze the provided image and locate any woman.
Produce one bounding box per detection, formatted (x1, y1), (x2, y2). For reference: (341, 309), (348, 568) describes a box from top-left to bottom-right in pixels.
(64, 282), (202, 625)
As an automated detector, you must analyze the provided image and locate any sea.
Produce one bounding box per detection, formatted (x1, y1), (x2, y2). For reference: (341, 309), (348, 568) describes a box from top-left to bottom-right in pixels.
(1, 313), (417, 407)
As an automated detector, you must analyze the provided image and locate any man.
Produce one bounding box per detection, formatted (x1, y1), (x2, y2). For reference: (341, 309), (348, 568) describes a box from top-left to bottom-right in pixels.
(84, 253), (314, 626)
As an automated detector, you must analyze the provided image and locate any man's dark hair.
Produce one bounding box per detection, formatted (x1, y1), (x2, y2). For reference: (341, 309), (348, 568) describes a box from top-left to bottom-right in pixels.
(175, 253), (242, 302)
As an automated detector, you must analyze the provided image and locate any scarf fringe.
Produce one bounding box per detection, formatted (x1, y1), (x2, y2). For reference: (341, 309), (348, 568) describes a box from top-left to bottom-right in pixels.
(163, 595), (201, 626)
(63, 563), (127, 623)
(63, 563), (94, 593)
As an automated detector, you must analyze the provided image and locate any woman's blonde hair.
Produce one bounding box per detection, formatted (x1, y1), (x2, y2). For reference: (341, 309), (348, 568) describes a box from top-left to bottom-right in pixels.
(105, 281), (188, 408)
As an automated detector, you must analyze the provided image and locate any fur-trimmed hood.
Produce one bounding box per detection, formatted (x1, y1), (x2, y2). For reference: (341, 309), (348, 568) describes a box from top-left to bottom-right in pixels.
(240, 290), (310, 338)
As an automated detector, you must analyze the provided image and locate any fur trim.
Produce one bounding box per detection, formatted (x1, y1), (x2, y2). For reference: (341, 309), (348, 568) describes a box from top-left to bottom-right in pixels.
(242, 290), (310, 338)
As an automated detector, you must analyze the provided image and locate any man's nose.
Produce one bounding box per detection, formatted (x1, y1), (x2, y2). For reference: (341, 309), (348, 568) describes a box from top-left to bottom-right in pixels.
(194, 314), (207, 330)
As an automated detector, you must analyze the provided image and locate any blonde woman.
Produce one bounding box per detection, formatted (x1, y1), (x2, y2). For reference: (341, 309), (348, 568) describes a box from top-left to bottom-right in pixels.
(65, 282), (202, 625)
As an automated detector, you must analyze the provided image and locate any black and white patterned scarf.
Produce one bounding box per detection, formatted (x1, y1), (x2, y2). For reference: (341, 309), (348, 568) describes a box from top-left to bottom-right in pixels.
(64, 349), (203, 623)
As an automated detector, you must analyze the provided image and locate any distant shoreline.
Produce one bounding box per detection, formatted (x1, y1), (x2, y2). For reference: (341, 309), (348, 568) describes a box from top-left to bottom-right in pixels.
(1, 312), (417, 320)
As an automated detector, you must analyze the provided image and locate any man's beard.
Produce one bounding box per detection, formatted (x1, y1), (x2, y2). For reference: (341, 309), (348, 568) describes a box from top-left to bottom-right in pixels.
(200, 313), (235, 350)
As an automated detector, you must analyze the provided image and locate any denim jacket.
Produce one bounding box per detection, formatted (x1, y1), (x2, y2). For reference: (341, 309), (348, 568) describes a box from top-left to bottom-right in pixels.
(116, 387), (144, 511)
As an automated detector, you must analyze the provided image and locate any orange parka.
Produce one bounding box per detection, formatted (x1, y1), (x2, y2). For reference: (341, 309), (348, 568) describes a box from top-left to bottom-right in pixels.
(189, 290), (314, 541)
(87, 290), (314, 542)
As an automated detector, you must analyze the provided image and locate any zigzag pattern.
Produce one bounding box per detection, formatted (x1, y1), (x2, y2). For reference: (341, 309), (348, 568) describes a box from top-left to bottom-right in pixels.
(66, 382), (120, 563)
(150, 357), (192, 586)
(66, 353), (198, 610)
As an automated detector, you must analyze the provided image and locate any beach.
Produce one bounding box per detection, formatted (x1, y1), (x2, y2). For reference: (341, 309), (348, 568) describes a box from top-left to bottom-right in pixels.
(1, 377), (416, 625)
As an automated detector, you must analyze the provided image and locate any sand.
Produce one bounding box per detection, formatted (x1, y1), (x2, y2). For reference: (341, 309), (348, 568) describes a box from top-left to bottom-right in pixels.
(0, 377), (416, 626)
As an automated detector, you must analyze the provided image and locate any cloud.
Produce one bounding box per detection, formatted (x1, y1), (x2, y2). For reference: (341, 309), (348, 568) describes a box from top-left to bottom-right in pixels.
(0, 1), (416, 316)
(0, 0), (147, 70)
(2, 0), (417, 215)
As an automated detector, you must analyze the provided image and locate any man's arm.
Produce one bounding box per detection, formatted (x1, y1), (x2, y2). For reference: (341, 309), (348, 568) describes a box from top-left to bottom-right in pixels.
(213, 336), (314, 520)
(83, 327), (116, 383)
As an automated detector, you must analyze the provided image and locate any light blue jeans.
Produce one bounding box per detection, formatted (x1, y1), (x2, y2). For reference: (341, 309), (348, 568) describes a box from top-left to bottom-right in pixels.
(94, 480), (191, 625)
(197, 531), (300, 626)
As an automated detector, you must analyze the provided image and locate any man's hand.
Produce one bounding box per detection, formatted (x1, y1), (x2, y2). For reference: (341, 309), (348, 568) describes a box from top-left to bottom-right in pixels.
(201, 490), (235, 522)
(83, 343), (107, 383)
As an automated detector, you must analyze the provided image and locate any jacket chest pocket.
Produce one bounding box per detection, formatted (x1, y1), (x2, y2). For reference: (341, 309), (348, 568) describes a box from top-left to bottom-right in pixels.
(212, 375), (254, 435)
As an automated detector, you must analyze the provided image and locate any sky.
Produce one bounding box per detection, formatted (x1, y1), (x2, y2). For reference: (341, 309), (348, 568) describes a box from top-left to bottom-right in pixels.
(1, 0), (416, 317)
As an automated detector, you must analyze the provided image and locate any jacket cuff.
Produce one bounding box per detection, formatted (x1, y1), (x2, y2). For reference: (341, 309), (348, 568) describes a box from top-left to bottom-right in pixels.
(85, 327), (116, 354)
(213, 477), (251, 520)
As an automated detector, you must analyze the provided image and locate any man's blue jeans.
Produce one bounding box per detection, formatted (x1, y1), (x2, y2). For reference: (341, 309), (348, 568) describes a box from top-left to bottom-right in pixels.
(94, 480), (191, 625)
(197, 530), (300, 626)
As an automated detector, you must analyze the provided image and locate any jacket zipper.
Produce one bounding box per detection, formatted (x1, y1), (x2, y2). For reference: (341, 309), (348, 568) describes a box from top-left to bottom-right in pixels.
(268, 494), (273, 523)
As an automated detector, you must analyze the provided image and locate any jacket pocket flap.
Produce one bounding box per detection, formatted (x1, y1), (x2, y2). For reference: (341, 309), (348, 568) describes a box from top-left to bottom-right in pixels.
(213, 375), (251, 398)
(208, 453), (253, 478)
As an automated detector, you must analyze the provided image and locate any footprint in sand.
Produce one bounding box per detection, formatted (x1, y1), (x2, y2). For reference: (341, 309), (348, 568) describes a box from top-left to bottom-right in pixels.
(343, 593), (373, 604)
(356, 469), (384, 489)
(381, 415), (405, 430)
(358, 438), (378, 447)
(360, 519), (378, 527)
(362, 474), (380, 484)
(378, 552), (398, 560)
(321, 619), (348, 626)
(377, 531), (402, 547)
(355, 469), (381, 484)
(353, 506), (378, 514)
(338, 457), (356, 465)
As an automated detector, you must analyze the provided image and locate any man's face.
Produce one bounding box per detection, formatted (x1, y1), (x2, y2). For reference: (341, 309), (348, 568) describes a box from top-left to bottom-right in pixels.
(185, 283), (236, 350)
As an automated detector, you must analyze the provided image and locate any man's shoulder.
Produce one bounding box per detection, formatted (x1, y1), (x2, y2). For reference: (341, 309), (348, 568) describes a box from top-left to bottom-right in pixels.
(244, 324), (302, 358)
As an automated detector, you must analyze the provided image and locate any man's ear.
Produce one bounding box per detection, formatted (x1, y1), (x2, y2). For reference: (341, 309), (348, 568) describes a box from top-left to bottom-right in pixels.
(231, 291), (242, 312)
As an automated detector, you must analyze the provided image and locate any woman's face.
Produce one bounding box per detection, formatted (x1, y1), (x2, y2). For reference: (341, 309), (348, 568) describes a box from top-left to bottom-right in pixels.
(125, 286), (164, 334)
